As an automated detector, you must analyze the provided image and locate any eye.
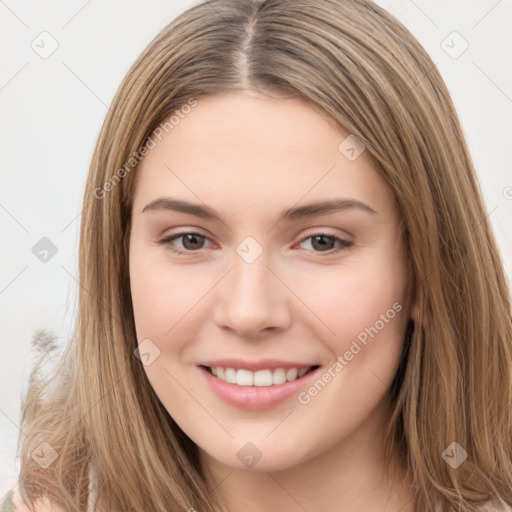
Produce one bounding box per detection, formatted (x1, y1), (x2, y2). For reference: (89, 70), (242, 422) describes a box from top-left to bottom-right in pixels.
(298, 233), (353, 254)
(158, 231), (352, 255)
(159, 232), (213, 253)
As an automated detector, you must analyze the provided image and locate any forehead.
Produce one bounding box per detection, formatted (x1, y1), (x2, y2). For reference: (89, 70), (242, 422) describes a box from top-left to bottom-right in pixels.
(132, 91), (395, 219)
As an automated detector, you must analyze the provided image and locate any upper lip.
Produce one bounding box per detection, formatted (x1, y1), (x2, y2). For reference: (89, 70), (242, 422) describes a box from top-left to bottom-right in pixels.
(199, 359), (320, 372)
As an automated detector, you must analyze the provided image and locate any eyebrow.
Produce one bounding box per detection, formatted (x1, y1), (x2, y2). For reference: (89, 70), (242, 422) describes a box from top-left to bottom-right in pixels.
(141, 197), (377, 222)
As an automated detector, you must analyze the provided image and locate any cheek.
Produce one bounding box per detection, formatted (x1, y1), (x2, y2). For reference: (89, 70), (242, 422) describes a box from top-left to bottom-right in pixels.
(129, 256), (209, 413)
(130, 255), (206, 340)
(290, 259), (409, 444)
(296, 258), (409, 350)
(129, 255), (222, 385)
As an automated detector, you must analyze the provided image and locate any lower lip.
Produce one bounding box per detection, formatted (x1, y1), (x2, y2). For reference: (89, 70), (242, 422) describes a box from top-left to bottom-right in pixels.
(198, 366), (321, 410)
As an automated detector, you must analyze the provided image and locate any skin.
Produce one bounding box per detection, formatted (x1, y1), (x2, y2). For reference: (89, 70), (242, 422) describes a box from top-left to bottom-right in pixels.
(129, 89), (417, 511)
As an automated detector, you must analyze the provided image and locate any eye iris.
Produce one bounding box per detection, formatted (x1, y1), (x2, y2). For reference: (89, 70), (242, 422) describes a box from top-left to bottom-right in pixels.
(182, 234), (204, 250)
(311, 235), (335, 251)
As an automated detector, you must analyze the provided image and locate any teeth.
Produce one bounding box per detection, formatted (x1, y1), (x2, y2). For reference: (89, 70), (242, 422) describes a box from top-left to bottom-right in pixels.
(298, 367), (309, 377)
(236, 369), (253, 386)
(270, 368), (286, 385)
(286, 368), (298, 381)
(253, 369), (271, 386)
(208, 366), (313, 386)
(225, 368), (237, 384)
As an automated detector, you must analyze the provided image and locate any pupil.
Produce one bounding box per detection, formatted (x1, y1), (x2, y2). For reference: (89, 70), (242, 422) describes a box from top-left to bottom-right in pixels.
(312, 235), (333, 251)
(180, 235), (335, 251)
(183, 234), (203, 250)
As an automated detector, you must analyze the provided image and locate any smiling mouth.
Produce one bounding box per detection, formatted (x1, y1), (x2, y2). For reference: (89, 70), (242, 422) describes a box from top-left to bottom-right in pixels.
(201, 365), (320, 387)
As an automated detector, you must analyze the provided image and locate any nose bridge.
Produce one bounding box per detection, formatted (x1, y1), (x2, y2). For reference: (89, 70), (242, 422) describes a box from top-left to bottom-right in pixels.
(213, 243), (290, 335)
(231, 250), (271, 299)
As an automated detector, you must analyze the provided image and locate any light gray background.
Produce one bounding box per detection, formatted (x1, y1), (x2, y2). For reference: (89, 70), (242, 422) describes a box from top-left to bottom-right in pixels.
(1, 0), (511, 497)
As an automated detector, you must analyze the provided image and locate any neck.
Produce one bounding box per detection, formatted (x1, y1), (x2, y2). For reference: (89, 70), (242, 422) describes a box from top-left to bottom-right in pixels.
(200, 398), (416, 512)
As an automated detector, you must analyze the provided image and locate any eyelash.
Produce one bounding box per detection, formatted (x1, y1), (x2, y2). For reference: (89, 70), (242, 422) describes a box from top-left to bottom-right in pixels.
(158, 231), (353, 256)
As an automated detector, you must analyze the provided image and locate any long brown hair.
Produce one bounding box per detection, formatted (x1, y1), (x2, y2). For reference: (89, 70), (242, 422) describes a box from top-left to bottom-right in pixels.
(16, 0), (512, 511)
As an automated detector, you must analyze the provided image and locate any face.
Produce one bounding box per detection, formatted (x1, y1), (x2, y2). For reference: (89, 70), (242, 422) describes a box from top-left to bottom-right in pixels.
(129, 90), (413, 474)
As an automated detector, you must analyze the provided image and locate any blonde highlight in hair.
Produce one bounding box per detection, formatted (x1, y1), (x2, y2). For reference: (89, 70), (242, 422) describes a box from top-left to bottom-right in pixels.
(15, 1), (512, 511)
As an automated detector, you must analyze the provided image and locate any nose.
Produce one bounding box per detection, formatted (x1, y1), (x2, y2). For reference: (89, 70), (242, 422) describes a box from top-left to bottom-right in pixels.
(213, 249), (292, 338)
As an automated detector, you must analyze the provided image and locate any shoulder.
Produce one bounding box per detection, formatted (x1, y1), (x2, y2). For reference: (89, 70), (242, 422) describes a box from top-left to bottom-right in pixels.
(1, 490), (15, 512)
(483, 498), (512, 512)
(5, 465), (97, 512)
(5, 486), (65, 512)
(434, 499), (512, 512)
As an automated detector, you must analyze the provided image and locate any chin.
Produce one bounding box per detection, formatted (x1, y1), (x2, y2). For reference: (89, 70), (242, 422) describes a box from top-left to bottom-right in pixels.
(200, 438), (314, 474)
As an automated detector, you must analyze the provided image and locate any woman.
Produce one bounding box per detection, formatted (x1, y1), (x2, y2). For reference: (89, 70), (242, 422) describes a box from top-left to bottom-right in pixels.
(5, 0), (512, 510)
